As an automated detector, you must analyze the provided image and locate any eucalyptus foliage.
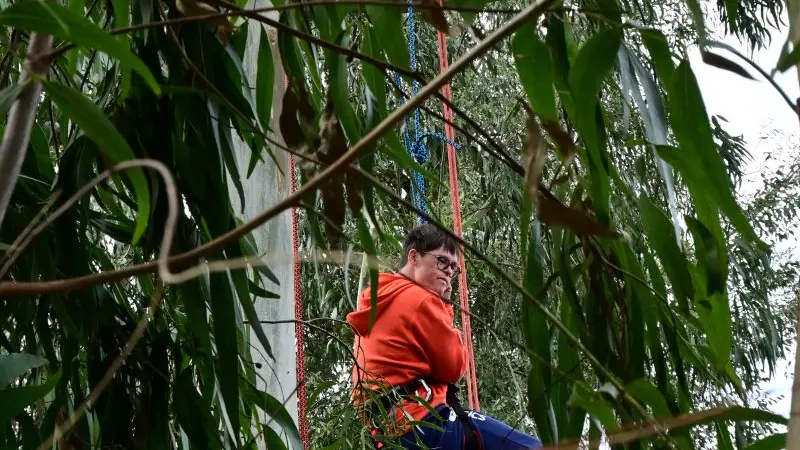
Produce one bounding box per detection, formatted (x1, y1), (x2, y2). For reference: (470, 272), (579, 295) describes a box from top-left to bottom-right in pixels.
(0, 0), (797, 448)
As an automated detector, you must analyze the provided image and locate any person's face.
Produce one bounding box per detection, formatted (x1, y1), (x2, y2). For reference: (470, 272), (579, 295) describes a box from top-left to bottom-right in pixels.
(409, 246), (459, 296)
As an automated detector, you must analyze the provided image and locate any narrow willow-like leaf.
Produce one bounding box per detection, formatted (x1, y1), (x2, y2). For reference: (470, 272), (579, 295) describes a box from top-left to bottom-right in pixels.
(365, 5), (409, 70)
(256, 27), (275, 128)
(175, 370), (222, 450)
(618, 44), (682, 247)
(637, 196), (693, 310)
(232, 269), (274, 360)
(245, 384), (304, 450)
(521, 218), (556, 444)
(664, 61), (760, 245)
(568, 386), (620, 432)
(357, 217), (379, 332)
(568, 26), (621, 149)
(43, 80), (151, 245)
(0, 1), (159, 93)
(512, 25), (558, 122)
(612, 242), (647, 381)
(742, 433), (788, 450)
(208, 272), (241, 444)
(0, 353), (47, 387)
(625, 378), (671, 417)
(328, 34), (361, 142)
(640, 29), (676, 83)
(684, 0), (708, 43)
(363, 27), (388, 118)
(0, 370), (60, 423)
(567, 27), (620, 224)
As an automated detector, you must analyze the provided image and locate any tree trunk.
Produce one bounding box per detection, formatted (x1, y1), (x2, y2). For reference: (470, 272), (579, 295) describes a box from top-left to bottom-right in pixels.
(226, 1), (298, 445)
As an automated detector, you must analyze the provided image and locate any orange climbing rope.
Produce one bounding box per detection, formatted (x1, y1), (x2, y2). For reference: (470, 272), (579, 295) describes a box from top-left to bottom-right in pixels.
(435, 3), (479, 411)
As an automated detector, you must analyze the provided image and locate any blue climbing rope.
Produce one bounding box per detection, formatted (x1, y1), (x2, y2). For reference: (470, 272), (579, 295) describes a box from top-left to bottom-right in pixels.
(395, 0), (463, 224)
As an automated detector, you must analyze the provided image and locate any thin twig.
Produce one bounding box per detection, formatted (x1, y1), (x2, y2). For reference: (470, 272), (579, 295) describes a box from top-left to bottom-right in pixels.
(0, 32), (54, 233)
(37, 281), (166, 450)
(0, 0), (557, 296)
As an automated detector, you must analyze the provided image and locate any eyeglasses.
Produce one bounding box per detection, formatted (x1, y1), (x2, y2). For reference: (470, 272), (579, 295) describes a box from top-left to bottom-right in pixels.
(419, 251), (461, 278)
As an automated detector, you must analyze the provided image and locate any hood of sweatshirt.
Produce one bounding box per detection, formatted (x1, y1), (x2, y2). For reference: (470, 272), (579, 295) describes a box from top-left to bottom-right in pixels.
(346, 272), (419, 336)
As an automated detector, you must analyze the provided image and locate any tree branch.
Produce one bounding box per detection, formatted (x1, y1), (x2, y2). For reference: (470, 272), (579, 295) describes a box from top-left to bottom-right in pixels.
(0, 32), (54, 233)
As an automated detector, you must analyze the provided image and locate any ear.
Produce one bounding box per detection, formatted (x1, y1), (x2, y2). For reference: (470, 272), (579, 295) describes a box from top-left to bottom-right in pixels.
(406, 249), (418, 267)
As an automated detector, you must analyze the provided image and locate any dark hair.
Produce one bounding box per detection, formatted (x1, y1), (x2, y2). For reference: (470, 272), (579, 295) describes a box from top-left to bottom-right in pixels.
(401, 223), (459, 266)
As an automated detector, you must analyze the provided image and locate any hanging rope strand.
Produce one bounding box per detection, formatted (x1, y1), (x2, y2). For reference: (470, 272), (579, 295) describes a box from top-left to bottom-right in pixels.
(395, 0), (479, 410)
(434, 6), (479, 411)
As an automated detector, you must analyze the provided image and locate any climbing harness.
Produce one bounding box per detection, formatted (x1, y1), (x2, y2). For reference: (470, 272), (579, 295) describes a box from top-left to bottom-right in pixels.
(367, 379), (482, 450)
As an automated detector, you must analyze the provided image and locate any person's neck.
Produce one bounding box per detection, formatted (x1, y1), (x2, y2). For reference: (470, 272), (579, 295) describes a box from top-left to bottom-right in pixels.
(398, 265), (414, 281)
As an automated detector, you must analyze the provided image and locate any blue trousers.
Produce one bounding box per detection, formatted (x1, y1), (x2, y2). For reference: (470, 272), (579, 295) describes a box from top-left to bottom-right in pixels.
(398, 406), (543, 450)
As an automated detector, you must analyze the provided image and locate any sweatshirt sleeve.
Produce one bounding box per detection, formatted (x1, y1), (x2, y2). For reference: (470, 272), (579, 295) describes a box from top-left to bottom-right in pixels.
(410, 295), (468, 384)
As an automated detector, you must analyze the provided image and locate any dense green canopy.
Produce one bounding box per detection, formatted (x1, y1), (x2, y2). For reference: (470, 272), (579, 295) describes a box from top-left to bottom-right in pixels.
(0, 0), (798, 448)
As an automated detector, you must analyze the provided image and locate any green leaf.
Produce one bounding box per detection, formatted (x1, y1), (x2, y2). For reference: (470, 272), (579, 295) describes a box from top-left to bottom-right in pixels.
(356, 218), (379, 332)
(685, 0), (707, 44)
(568, 385), (619, 432)
(0, 83), (23, 116)
(248, 280), (280, 299)
(450, 0), (490, 24)
(0, 353), (47, 387)
(209, 272), (241, 443)
(0, 0), (159, 94)
(175, 370), (222, 450)
(521, 219), (556, 444)
(640, 29), (676, 84)
(637, 196), (693, 310)
(277, 11), (306, 84)
(625, 378), (671, 417)
(43, 80), (151, 245)
(526, 367), (556, 443)
(512, 25), (558, 122)
(0, 370), (61, 423)
(664, 61), (759, 244)
(240, 235), (280, 285)
(742, 433), (787, 450)
(568, 26), (622, 132)
(363, 27), (388, 119)
(776, 40), (800, 72)
(567, 27), (620, 223)
(264, 426), (290, 450)
(328, 33), (361, 142)
(112, 0), (130, 28)
(231, 269), (274, 360)
(256, 27), (275, 128)
(365, 5), (409, 70)
(245, 385), (303, 450)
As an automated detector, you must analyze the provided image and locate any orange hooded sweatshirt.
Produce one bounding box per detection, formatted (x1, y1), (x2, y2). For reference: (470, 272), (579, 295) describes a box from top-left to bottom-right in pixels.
(346, 273), (467, 426)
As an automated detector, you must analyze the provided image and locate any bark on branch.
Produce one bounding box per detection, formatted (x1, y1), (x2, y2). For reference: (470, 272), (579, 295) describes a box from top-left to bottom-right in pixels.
(0, 32), (54, 232)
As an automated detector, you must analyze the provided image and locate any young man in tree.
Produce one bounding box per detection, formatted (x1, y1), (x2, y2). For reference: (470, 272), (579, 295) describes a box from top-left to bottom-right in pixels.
(346, 223), (543, 450)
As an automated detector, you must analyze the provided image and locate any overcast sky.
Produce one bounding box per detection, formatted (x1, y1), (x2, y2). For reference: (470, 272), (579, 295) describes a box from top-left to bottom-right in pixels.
(689, 17), (798, 418)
